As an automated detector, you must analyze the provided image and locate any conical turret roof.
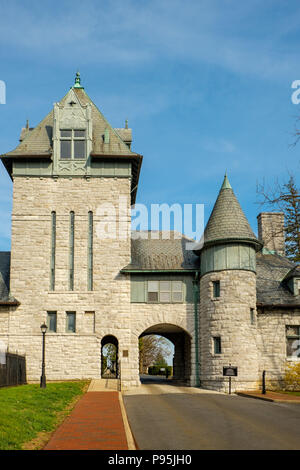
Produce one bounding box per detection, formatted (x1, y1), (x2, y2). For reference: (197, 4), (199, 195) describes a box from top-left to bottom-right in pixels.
(203, 174), (261, 249)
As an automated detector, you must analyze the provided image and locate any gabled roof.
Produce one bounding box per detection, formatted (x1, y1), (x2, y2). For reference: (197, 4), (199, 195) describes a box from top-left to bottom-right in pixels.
(282, 265), (300, 282)
(3, 85), (138, 158)
(121, 231), (199, 272)
(202, 174), (261, 249)
(256, 253), (300, 306)
(0, 75), (143, 204)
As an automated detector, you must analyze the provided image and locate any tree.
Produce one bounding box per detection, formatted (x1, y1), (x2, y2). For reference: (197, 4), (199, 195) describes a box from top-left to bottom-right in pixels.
(153, 352), (168, 368)
(102, 343), (117, 369)
(139, 335), (172, 374)
(257, 175), (300, 262)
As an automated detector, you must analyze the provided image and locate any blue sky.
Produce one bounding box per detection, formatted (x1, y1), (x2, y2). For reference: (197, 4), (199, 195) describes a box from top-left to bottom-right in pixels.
(1, 0), (300, 251)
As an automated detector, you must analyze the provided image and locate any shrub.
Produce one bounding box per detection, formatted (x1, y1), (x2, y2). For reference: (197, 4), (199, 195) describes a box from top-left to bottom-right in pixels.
(148, 365), (172, 376)
(284, 362), (300, 390)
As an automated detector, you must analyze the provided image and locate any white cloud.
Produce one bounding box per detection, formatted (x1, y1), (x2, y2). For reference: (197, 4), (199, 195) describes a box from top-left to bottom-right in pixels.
(0, 0), (299, 80)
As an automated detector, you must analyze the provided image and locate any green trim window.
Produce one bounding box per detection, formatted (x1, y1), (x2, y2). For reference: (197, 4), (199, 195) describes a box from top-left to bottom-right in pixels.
(69, 211), (75, 291)
(212, 280), (220, 298)
(60, 129), (86, 160)
(66, 312), (76, 333)
(47, 311), (57, 333)
(88, 211), (93, 291)
(213, 337), (222, 355)
(147, 280), (183, 303)
(50, 211), (56, 291)
(286, 326), (300, 358)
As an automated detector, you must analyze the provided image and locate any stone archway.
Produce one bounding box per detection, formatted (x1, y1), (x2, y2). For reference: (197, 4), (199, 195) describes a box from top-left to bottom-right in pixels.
(101, 335), (118, 379)
(139, 323), (192, 385)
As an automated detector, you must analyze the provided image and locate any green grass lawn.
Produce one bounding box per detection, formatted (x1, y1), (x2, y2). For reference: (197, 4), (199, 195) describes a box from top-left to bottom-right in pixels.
(277, 390), (300, 396)
(0, 381), (89, 450)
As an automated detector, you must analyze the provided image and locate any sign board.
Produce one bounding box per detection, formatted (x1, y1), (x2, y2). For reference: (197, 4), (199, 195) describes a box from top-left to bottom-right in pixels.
(223, 366), (238, 377)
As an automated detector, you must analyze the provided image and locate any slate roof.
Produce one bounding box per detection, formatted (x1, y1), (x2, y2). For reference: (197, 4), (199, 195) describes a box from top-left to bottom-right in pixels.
(3, 87), (138, 158)
(256, 253), (300, 306)
(0, 80), (142, 204)
(123, 233), (300, 306)
(203, 175), (261, 249)
(0, 252), (11, 302)
(122, 231), (199, 271)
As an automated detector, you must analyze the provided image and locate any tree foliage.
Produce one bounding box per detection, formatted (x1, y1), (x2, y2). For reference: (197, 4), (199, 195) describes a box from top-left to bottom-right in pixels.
(257, 175), (300, 262)
(284, 362), (300, 391)
(102, 343), (117, 368)
(139, 335), (172, 374)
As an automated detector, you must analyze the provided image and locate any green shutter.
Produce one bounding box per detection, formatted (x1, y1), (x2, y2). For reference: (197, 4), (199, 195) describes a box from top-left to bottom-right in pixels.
(69, 211), (75, 290)
(50, 211), (56, 291)
(131, 276), (146, 302)
(88, 211), (93, 291)
(184, 277), (194, 303)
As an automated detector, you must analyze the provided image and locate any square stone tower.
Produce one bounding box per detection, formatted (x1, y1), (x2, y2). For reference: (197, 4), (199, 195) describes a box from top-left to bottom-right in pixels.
(1, 73), (142, 386)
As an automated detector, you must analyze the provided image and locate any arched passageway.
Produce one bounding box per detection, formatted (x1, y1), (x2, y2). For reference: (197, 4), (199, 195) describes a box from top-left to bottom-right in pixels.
(139, 324), (192, 385)
(101, 335), (118, 379)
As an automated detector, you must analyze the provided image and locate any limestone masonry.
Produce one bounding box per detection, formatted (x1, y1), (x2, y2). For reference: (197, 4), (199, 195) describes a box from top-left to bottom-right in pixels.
(0, 74), (299, 392)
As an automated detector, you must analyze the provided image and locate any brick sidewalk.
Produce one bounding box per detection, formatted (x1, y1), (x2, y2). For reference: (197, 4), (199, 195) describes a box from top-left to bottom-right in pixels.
(44, 391), (128, 450)
(237, 391), (300, 403)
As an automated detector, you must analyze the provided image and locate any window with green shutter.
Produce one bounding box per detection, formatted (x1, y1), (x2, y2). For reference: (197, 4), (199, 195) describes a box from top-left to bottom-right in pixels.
(212, 280), (220, 298)
(87, 211), (93, 291)
(69, 211), (75, 291)
(213, 337), (222, 354)
(50, 211), (56, 291)
(66, 312), (76, 333)
(47, 312), (57, 333)
(130, 275), (194, 303)
(286, 326), (300, 358)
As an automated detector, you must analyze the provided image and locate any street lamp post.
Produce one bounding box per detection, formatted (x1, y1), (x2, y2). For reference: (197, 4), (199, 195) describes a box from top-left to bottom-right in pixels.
(40, 323), (48, 388)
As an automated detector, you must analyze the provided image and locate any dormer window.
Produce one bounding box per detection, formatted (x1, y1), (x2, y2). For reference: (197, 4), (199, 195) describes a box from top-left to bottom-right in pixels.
(60, 129), (86, 159)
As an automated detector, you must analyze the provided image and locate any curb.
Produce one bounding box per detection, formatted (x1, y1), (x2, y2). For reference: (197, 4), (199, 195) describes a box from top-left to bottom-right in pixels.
(236, 392), (300, 403)
(118, 392), (137, 450)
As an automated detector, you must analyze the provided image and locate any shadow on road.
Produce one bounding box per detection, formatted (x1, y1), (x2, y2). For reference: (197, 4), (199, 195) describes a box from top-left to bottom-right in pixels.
(139, 374), (181, 386)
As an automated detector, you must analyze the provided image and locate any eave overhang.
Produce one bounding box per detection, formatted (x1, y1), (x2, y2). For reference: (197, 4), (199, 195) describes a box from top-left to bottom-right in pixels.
(257, 303), (300, 310)
(194, 237), (263, 256)
(0, 300), (20, 306)
(0, 153), (52, 180)
(120, 268), (197, 274)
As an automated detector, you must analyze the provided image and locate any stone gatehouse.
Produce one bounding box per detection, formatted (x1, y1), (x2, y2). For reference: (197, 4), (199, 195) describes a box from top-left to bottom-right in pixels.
(0, 74), (299, 392)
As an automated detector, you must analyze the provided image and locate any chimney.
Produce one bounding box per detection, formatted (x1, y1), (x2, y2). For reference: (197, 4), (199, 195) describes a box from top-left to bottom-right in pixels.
(257, 212), (285, 256)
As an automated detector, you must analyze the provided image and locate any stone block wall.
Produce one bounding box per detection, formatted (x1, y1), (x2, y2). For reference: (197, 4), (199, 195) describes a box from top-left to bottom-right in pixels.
(200, 270), (259, 392)
(4, 176), (134, 384)
(257, 308), (300, 389)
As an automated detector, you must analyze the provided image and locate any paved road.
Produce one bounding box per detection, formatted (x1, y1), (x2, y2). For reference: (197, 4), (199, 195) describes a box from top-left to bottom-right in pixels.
(123, 377), (300, 450)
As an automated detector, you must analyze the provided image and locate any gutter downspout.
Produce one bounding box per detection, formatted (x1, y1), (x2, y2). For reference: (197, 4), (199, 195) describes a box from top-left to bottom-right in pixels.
(193, 272), (200, 387)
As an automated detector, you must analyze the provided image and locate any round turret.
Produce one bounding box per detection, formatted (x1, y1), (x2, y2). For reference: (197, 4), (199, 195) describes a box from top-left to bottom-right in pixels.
(199, 174), (261, 392)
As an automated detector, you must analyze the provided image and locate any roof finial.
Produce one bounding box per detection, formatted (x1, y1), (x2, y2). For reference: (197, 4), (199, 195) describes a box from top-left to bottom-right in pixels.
(73, 70), (84, 89)
(125, 119), (128, 129)
(221, 171), (232, 190)
(26, 119), (29, 130)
